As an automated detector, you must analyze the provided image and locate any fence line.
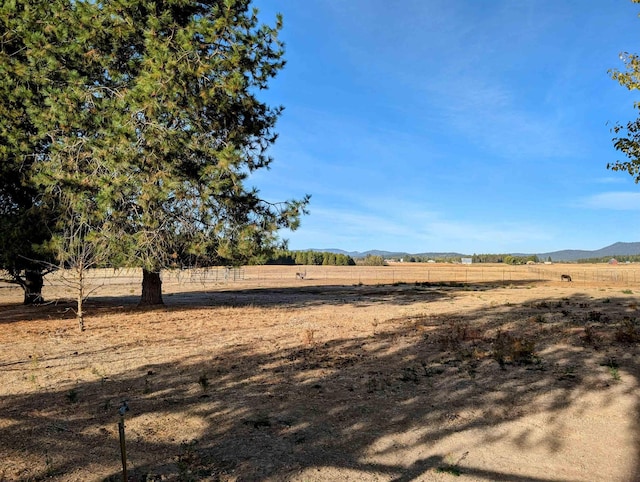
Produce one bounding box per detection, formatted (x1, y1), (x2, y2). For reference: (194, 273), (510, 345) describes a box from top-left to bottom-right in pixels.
(3, 265), (640, 296)
(231, 265), (640, 286)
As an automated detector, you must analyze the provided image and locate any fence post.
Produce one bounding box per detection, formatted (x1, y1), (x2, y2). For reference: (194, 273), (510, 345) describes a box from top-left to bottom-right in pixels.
(118, 401), (129, 482)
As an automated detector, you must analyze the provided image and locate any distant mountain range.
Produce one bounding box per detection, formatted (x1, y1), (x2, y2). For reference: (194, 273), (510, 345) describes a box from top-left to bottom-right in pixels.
(311, 242), (640, 262)
(534, 242), (640, 262)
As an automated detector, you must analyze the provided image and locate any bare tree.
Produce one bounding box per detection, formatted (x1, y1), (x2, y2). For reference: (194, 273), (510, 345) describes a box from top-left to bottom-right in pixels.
(44, 190), (109, 331)
(59, 218), (105, 331)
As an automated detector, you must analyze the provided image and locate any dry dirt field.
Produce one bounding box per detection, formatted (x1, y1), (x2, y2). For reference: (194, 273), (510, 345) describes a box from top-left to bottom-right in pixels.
(1, 263), (640, 481)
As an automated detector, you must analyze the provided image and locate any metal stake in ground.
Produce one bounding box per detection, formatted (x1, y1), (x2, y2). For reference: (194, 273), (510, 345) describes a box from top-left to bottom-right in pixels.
(118, 400), (130, 482)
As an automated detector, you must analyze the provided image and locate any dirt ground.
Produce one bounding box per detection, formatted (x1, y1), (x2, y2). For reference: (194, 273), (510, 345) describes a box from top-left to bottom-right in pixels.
(1, 264), (639, 481)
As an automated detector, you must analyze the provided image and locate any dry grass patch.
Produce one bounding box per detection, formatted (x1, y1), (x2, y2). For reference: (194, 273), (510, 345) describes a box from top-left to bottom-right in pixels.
(0, 267), (639, 481)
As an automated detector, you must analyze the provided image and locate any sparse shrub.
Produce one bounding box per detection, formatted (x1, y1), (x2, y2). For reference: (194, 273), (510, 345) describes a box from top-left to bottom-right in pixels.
(28, 373), (38, 387)
(439, 320), (475, 349)
(533, 314), (546, 323)
(421, 361), (445, 377)
(44, 450), (57, 477)
(511, 339), (535, 363)
(198, 374), (209, 392)
(176, 439), (201, 480)
(587, 311), (604, 322)
(450, 322), (469, 342)
(557, 365), (577, 381)
(436, 451), (468, 477)
(399, 367), (419, 384)
(615, 318), (640, 343)
(492, 330), (536, 367)
(609, 365), (621, 381)
(582, 325), (600, 347)
(601, 357), (621, 381)
(367, 372), (392, 393)
(66, 388), (79, 403)
(302, 328), (315, 346)
(622, 289), (633, 295)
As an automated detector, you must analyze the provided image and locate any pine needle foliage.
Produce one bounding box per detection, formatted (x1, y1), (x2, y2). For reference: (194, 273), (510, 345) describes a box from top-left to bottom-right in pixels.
(0, 0), (309, 304)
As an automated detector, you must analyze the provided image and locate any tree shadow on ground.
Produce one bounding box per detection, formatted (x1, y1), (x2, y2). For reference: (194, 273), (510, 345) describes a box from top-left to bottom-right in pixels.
(159, 279), (545, 309)
(0, 291), (638, 481)
(0, 279), (545, 324)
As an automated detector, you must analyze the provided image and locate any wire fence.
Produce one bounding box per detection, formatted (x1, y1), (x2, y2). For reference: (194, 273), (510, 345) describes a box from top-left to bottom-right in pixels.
(2, 264), (640, 301)
(232, 264), (640, 286)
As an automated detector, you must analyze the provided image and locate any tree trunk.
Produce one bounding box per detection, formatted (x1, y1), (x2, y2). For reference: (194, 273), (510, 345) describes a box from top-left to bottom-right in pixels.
(22, 269), (44, 305)
(140, 269), (164, 306)
(76, 264), (85, 332)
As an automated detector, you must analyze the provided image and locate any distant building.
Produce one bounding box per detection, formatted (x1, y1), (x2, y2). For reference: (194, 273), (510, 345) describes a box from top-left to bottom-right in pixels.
(609, 258), (618, 265)
(461, 258), (472, 265)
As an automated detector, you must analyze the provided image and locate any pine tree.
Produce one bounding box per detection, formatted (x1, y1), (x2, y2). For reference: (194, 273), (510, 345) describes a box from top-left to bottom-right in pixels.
(0, 0), (65, 303)
(2, 0), (309, 305)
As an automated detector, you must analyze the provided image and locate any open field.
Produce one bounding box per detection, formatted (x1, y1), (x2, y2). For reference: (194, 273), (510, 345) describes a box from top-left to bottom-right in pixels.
(1, 263), (640, 481)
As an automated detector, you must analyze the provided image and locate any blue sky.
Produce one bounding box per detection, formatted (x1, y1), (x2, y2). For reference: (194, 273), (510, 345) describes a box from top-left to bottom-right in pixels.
(249, 0), (640, 255)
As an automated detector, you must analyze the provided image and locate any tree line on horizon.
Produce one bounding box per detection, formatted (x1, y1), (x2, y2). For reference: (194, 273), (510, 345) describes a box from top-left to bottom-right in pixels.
(577, 255), (640, 264)
(386, 254), (541, 264)
(260, 251), (640, 266)
(257, 251), (399, 266)
(260, 251), (550, 266)
(256, 250), (356, 266)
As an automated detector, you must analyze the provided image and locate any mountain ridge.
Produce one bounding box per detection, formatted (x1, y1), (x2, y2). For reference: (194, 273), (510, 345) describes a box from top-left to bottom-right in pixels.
(307, 242), (640, 262)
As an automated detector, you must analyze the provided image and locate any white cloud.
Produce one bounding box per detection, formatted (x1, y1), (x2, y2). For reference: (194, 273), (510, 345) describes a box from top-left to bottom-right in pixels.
(580, 191), (640, 210)
(593, 176), (631, 185)
(286, 203), (553, 253)
(422, 74), (577, 162)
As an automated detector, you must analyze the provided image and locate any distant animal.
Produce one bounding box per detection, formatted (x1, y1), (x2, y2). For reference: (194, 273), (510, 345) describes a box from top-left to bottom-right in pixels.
(561, 274), (572, 282)
(296, 270), (306, 280)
